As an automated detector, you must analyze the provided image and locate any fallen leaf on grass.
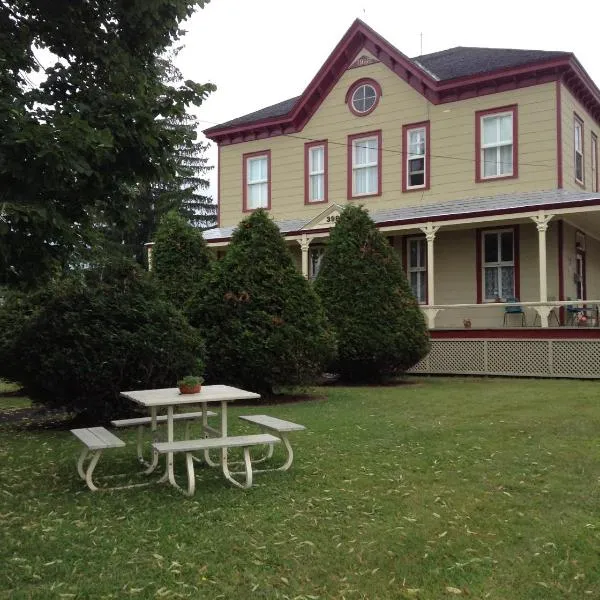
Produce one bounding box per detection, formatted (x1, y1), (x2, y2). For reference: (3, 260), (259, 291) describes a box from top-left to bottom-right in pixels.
(446, 587), (462, 594)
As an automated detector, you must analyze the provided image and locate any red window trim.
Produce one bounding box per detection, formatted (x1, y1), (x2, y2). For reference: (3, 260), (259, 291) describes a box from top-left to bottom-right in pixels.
(574, 112), (585, 187)
(475, 104), (519, 183)
(590, 132), (598, 193)
(242, 150), (271, 213)
(304, 140), (328, 205)
(402, 120), (431, 193)
(475, 224), (520, 304)
(345, 78), (382, 117)
(347, 130), (383, 200)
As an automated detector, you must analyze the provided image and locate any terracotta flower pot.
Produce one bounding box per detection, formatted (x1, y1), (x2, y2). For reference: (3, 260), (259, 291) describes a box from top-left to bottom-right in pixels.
(179, 384), (201, 394)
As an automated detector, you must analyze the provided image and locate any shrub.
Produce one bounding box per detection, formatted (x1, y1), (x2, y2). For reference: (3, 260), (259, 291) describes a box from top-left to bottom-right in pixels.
(0, 260), (205, 420)
(314, 205), (430, 381)
(188, 209), (335, 396)
(152, 210), (213, 310)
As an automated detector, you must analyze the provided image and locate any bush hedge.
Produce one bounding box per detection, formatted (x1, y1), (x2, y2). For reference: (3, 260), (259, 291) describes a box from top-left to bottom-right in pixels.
(0, 261), (205, 420)
(314, 205), (430, 381)
(188, 209), (335, 396)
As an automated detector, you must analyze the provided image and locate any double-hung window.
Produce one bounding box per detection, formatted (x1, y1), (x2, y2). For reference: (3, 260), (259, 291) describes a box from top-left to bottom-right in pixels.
(482, 229), (515, 302)
(574, 116), (584, 185)
(476, 106), (517, 181)
(243, 151), (270, 210)
(348, 131), (381, 198)
(305, 141), (327, 203)
(591, 132), (598, 193)
(407, 237), (427, 304)
(403, 122), (430, 191)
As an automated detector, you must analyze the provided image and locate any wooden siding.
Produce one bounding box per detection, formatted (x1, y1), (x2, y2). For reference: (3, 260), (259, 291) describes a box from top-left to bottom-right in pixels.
(219, 56), (558, 228)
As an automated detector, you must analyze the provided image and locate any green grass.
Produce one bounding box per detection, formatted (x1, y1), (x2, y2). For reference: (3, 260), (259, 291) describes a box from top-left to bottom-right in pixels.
(1, 378), (600, 599)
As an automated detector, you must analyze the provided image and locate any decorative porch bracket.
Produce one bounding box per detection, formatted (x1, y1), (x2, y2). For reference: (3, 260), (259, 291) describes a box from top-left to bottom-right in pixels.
(422, 307), (442, 329)
(419, 222), (440, 306)
(530, 212), (555, 313)
(532, 304), (556, 329)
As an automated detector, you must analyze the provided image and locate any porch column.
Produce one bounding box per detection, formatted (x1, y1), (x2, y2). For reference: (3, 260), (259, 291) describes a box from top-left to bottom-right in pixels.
(531, 212), (554, 327)
(297, 234), (312, 279)
(419, 223), (440, 306)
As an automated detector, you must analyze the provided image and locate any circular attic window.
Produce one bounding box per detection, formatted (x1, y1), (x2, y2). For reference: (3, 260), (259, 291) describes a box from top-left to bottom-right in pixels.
(347, 79), (381, 116)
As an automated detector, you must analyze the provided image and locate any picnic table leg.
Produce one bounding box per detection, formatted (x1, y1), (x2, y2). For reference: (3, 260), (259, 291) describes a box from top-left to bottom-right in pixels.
(76, 448), (102, 492)
(159, 405), (177, 486)
(222, 446), (254, 489)
(219, 400), (228, 474)
(200, 401), (219, 467)
(143, 407), (160, 474)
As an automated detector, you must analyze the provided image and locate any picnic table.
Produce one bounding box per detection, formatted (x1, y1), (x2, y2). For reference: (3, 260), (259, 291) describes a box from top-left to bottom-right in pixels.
(120, 385), (263, 492)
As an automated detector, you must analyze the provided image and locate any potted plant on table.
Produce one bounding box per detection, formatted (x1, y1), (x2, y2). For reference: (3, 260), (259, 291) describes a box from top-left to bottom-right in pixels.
(177, 375), (204, 395)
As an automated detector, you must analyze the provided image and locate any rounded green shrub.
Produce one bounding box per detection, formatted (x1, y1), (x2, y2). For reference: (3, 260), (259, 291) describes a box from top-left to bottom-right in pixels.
(0, 261), (205, 420)
(314, 205), (430, 381)
(152, 210), (213, 310)
(188, 209), (335, 396)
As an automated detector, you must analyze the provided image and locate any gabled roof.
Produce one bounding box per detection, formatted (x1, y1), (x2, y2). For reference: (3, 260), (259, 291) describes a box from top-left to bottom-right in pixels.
(204, 20), (600, 145)
(202, 189), (600, 243)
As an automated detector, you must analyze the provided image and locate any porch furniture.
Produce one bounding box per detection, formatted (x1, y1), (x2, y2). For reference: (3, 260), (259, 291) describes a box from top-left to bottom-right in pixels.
(120, 385), (261, 494)
(153, 434), (280, 494)
(566, 298), (585, 326)
(111, 410), (217, 468)
(503, 297), (526, 326)
(71, 427), (150, 492)
(238, 414), (306, 472)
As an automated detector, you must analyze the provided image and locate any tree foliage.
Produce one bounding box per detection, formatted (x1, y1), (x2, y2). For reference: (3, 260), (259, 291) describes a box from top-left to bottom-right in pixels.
(314, 205), (430, 381)
(0, 260), (205, 420)
(0, 0), (215, 288)
(188, 210), (335, 396)
(152, 210), (213, 310)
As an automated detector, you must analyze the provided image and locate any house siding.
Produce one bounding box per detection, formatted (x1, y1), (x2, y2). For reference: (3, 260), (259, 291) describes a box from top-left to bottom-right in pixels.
(219, 58), (558, 228)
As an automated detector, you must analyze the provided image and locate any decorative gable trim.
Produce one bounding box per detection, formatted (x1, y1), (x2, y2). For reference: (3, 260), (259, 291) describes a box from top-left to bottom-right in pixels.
(301, 203), (345, 231)
(349, 54), (380, 70)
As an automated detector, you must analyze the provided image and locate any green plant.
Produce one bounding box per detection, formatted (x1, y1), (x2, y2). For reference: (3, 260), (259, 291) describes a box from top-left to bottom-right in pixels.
(0, 259), (205, 421)
(177, 375), (204, 387)
(187, 209), (335, 396)
(314, 205), (430, 381)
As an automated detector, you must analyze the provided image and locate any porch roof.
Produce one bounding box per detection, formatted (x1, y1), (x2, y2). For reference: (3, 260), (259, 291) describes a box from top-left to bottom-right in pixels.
(203, 189), (600, 242)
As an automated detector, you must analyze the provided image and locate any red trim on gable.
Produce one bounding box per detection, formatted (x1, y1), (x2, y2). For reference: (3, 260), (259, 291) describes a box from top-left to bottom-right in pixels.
(242, 149), (271, 213)
(431, 328), (600, 340)
(556, 81), (563, 189)
(304, 140), (328, 205)
(345, 78), (382, 117)
(475, 104), (518, 183)
(347, 130), (382, 200)
(558, 219), (565, 324)
(402, 120), (431, 193)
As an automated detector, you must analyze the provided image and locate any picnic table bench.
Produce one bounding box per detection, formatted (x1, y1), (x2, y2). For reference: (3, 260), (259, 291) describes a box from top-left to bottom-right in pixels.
(153, 433), (280, 494)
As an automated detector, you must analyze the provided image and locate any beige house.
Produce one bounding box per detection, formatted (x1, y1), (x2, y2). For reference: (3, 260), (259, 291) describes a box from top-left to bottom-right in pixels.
(199, 20), (600, 378)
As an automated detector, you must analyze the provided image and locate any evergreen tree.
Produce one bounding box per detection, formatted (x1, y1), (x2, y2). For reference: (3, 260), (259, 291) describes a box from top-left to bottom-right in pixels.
(314, 205), (430, 381)
(188, 210), (335, 396)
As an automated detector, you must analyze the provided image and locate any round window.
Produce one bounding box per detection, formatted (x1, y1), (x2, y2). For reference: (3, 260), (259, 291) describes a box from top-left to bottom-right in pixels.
(348, 80), (380, 116)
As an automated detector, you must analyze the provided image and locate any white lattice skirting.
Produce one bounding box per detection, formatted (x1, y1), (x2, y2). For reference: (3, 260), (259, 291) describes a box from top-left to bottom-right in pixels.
(408, 339), (600, 378)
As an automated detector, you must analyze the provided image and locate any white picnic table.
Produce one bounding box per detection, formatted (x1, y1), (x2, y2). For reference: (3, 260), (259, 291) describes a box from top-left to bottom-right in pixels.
(120, 385), (260, 490)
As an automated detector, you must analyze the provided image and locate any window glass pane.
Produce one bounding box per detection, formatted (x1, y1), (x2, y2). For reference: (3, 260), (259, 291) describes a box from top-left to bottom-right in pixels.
(409, 129), (425, 156)
(410, 272), (419, 298)
(354, 141), (367, 166)
(310, 173), (323, 201)
(310, 146), (323, 172)
(366, 138), (378, 163)
(409, 240), (418, 268)
(248, 182), (267, 208)
(366, 166), (377, 193)
(499, 115), (513, 142)
(248, 157), (266, 182)
(352, 85), (377, 113)
(409, 171), (425, 187)
(483, 147), (497, 177)
(418, 240), (426, 266)
(354, 169), (367, 195)
(500, 231), (513, 262)
(482, 117), (498, 145)
(500, 266), (514, 299)
(499, 144), (513, 175)
(419, 273), (426, 304)
(484, 267), (498, 300)
(484, 233), (498, 263)
(575, 153), (583, 181)
(575, 123), (582, 150)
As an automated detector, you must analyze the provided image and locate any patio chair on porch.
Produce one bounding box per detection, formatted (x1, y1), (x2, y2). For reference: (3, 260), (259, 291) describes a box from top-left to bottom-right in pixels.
(566, 297), (585, 326)
(503, 297), (526, 327)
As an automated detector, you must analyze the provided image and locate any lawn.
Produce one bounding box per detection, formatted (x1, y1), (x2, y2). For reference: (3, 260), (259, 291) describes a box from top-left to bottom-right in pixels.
(1, 377), (599, 599)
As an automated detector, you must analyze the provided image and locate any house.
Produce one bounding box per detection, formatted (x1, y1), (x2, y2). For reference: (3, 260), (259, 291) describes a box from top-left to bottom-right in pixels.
(200, 19), (600, 379)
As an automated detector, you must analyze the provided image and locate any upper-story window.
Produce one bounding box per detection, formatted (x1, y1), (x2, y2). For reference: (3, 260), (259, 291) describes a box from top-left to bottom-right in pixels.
(403, 121), (430, 192)
(476, 105), (518, 182)
(592, 133), (598, 193)
(574, 115), (584, 185)
(243, 150), (271, 211)
(482, 229), (516, 302)
(346, 78), (382, 117)
(348, 130), (382, 199)
(305, 141), (327, 204)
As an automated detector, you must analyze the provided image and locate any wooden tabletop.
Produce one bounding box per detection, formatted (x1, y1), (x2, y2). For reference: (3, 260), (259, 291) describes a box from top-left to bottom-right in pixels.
(120, 385), (260, 408)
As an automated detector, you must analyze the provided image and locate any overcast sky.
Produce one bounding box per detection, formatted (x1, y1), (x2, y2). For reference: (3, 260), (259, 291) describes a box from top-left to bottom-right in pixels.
(176, 0), (600, 203)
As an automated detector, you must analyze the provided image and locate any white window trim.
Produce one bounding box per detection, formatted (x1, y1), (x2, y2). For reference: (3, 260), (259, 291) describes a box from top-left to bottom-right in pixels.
(482, 229), (515, 302)
(246, 154), (269, 209)
(308, 145), (325, 203)
(352, 136), (379, 197)
(480, 111), (514, 180)
(574, 117), (584, 185)
(406, 126), (427, 190)
(407, 236), (427, 304)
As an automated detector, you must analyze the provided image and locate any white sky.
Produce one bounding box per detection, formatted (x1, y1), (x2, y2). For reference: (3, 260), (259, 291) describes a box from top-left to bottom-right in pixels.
(177, 0), (600, 203)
